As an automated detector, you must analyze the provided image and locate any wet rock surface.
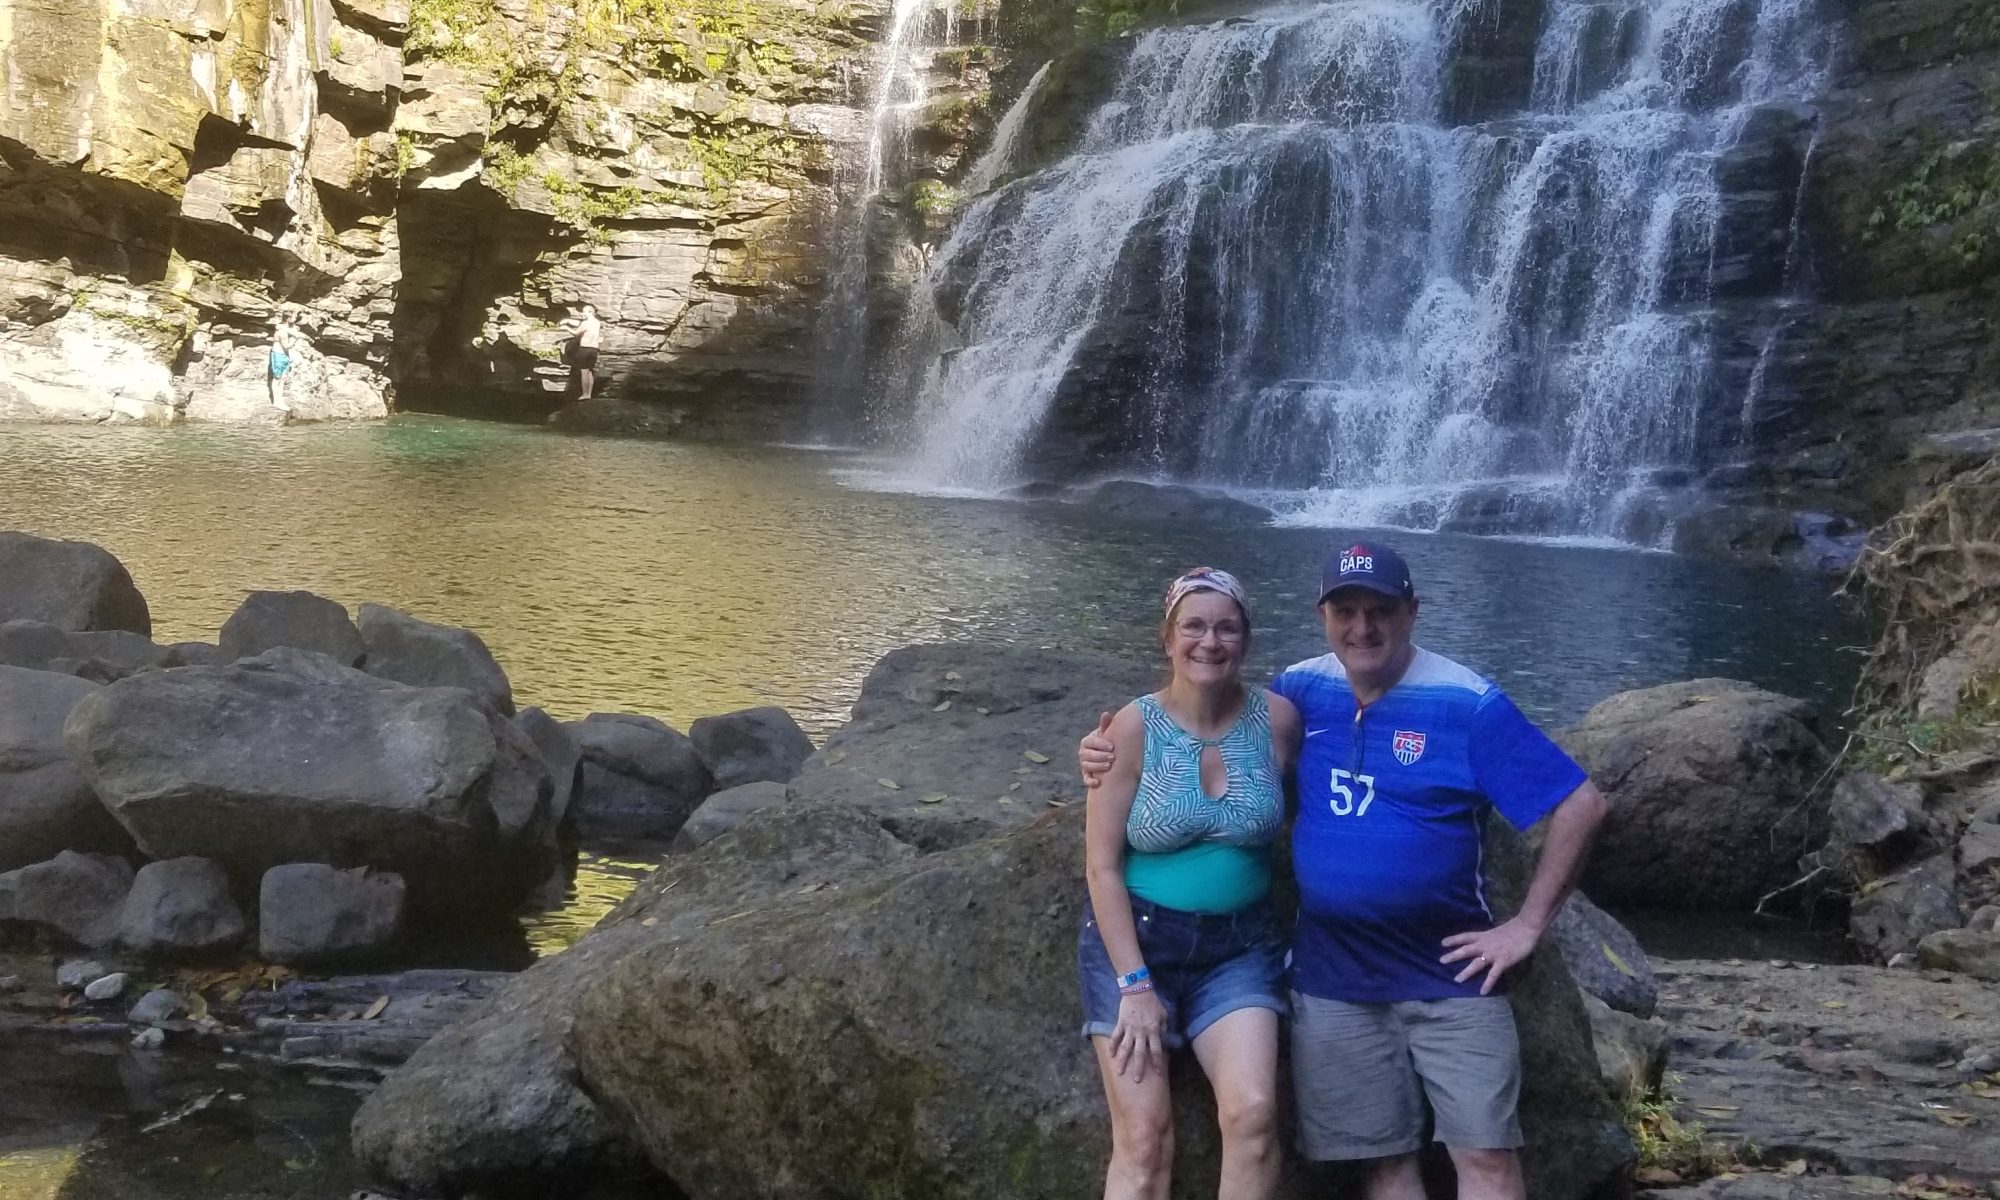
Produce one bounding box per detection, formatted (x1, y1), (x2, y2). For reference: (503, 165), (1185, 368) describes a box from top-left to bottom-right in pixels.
(1652, 958), (2000, 1185)
(789, 642), (1152, 850)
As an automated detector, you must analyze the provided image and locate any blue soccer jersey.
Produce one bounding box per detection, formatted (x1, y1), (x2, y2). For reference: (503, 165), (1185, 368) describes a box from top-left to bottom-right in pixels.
(1272, 647), (1587, 1003)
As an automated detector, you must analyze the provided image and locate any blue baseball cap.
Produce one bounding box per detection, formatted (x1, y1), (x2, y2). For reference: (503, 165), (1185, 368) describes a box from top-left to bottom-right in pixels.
(1318, 540), (1416, 605)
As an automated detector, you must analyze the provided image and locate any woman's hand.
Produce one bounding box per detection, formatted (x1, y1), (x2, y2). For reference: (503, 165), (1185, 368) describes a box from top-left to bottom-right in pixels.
(1108, 988), (1169, 1083)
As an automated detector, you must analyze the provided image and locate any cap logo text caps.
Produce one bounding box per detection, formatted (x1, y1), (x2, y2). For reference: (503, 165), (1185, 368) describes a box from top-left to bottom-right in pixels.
(1340, 550), (1374, 574)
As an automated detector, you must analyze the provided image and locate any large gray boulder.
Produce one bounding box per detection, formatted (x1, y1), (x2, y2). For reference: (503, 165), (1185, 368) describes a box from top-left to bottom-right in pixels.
(672, 781), (790, 851)
(1549, 892), (1657, 1018)
(1581, 993), (1668, 1101)
(352, 802), (916, 1198)
(357, 603), (514, 715)
(1566, 679), (1830, 910)
(563, 808), (1629, 1200)
(117, 856), (248, 958)
(64, 650), (552, 919)
(788, 643), (1154, 850)
(567, 713), (713, 839)
(688, 706), (813, 791)
(259, 863), (406, 966)
(217, 590), (365, 665)
(0, 533), (151, 634)
(0, 851), (135, 948)
(0, 665), (132, 871)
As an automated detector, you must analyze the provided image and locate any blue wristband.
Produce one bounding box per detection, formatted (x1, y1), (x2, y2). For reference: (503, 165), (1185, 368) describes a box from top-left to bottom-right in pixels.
(1115, 966), (1150, 990)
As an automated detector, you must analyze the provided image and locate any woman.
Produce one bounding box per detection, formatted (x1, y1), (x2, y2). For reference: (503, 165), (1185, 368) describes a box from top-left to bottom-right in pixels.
(268, 315), (296, 413)
(1079, 567), (1301, 1200)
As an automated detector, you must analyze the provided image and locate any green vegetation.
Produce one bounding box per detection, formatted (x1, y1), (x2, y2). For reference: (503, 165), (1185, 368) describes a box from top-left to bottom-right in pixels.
(1854, 670), (2000, 773)
(395, 129), (419, 176)
(1075, 0), (1179, 38)
(482, 141), (535, 196)
(1864, 145), (2000, 265)
(910, 178), (958, 219)
(686, 126), (800, 198)
(1619, 1078), (1753, 1181)
(329, 31), (346, 58)
(543, 172), (645, 244)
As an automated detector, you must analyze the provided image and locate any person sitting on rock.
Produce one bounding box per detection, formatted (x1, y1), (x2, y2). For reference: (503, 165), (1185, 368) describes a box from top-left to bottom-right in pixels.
(1082, 541), (1608, 1200)
(562, 303), (603, 401)
(1078, 566), (1300, 1200)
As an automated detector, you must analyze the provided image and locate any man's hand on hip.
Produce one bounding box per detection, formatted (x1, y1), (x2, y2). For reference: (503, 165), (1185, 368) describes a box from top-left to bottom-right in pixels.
(1079, 712), (1115, 789)
(1439, 917), (1542, 995)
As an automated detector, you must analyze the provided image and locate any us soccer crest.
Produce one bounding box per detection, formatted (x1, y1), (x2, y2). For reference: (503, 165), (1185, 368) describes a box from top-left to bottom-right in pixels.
(1392, 729), (1426, 766)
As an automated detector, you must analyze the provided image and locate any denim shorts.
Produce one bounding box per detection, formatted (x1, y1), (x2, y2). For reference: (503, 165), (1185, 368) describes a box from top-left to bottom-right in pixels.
(1077, 895), (1288, 1049)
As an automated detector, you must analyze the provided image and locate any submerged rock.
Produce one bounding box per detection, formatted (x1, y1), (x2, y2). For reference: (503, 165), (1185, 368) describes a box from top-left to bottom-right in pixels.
(1073, 479), (1272, 526)
(0, 533), (151, 634)
(1567, 679), (1829, 911)
(260, 864), (407, 966)
(218, 590), (365, 665)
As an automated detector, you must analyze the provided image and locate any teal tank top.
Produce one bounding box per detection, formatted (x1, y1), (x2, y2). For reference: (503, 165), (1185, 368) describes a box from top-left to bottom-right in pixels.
(1124, 689), (1283, 914)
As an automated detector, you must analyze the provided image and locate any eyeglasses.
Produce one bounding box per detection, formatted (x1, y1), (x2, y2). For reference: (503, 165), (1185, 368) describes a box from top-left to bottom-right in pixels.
(1174, 618), (1246, 643)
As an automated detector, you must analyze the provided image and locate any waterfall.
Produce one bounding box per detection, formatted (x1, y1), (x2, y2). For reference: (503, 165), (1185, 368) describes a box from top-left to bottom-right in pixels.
(963, 62), (1052, 195)
(896, 0), (1832, 541)
(810, 0), (946, 429)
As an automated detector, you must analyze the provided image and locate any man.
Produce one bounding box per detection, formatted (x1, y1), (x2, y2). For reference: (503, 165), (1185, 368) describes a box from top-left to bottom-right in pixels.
(1081, 540), (1607, 1200)
(564, 303), (603, 400)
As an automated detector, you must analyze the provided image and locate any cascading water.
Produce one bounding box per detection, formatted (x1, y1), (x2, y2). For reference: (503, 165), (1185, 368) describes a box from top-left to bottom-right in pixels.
(809, 0), (948, 429)
(896, 0), (1831, 541)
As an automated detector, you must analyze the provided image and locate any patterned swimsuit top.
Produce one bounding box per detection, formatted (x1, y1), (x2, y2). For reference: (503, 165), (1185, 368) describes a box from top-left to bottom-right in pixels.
(1126, 688), (1284, 854)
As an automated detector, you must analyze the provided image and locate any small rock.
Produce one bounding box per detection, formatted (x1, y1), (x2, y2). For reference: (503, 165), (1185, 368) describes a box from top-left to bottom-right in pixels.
(0, 975), (19, 992)
(1888, 952), (1918, 968)
(1961, 822), (2000, 875)
(673, 781), (791, 852)
(1956, 1046), (2000, 1077)
(83, 972), (128, 1001)
(1917, 927), (2000, 981)
(55, 959), (108, 989)
(128, 988), (187, 1024)
(356, 603), (514, 715)
(281, 1035), (329, 1060)
(1971, 905), (2000, 935)
(688, 707), (815, 791)
(1850, 854), (1962, 962)
(131, 1026), (166, 1051)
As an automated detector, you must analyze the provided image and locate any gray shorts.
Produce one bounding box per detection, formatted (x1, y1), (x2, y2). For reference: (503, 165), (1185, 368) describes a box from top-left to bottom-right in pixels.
(1289, 991), (1523, 1160)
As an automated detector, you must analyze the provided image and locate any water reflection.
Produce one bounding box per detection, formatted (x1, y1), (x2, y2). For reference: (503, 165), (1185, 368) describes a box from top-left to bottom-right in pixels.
(1, 419), (1871, 952)
(0, 418), (1865, 730)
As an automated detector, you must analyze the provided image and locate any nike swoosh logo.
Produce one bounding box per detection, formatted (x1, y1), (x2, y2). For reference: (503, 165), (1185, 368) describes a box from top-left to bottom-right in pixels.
(1305, 727), (1332, 738)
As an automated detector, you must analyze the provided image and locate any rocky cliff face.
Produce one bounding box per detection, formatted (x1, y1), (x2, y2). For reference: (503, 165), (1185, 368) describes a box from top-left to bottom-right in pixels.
(0, 0), (891, 427)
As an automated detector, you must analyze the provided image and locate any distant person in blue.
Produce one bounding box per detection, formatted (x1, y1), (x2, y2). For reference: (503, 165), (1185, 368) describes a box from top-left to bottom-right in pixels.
(1078, 567), (1301, 1200)
(1082, 541), (1607, 1200)
(268, 314), (298, 414)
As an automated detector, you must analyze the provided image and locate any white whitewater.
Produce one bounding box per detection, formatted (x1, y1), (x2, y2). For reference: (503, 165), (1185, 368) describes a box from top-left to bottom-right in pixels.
(899, 0), (1832, 540)
(963, 61), (1052, 195)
